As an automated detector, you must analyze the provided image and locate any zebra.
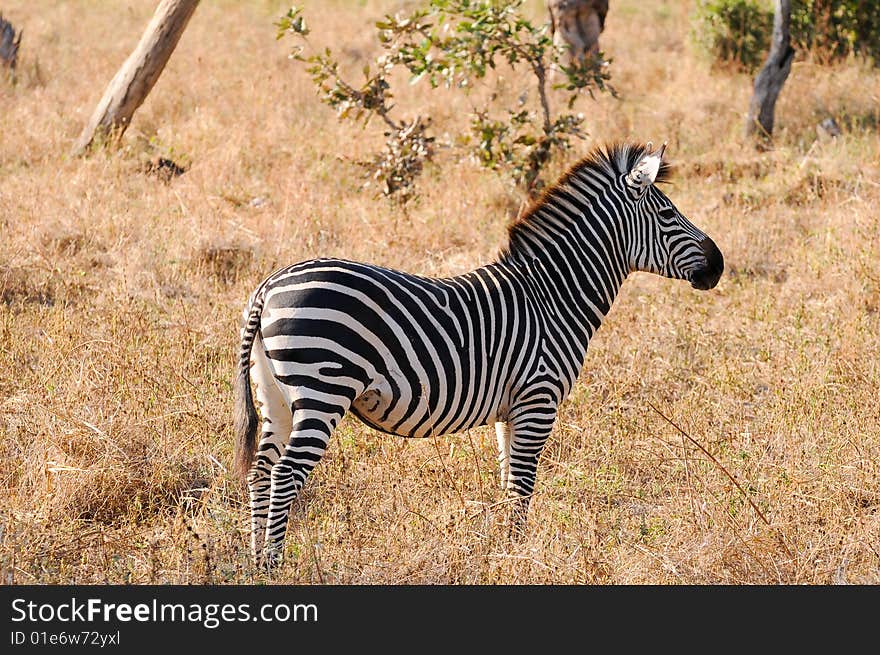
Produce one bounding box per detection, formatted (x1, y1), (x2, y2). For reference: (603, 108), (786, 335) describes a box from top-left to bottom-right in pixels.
(233, 141), (723, 568)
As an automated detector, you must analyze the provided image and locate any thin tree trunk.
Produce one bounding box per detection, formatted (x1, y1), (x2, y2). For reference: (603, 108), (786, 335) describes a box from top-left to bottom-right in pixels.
(74, 0), (200, 155)
(744, 0), (794, 141)
(0, 13), (22, 71)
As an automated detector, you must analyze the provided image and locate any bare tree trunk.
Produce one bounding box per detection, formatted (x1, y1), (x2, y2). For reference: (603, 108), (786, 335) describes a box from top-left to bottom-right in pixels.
(74, 0), (200, 155)
(0, 13), (22, 71)
(744, 0), (794, 141)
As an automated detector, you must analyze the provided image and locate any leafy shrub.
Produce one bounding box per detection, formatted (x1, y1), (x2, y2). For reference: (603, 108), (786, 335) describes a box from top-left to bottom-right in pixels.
(792, 0), (880, 62)
(691, 0), (773, 73)
(693, 0), (879, 71)
(278, 0), (614, 207)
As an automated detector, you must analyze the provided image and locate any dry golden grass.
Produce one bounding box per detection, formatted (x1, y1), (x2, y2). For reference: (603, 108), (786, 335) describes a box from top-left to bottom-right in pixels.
(1, 0), (878, 584)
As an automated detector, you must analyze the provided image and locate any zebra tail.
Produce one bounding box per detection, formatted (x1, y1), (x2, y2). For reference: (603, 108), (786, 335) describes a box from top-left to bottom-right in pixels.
(233, 294), (264, 482)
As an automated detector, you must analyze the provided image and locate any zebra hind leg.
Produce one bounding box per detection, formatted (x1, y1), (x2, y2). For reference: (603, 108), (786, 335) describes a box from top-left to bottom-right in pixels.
(262, 401), (350, 569)
(245, 335), (292, 567)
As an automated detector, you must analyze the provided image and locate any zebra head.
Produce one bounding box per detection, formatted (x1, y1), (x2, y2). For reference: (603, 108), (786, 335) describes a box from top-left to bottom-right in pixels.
(622, 142), (724, 290)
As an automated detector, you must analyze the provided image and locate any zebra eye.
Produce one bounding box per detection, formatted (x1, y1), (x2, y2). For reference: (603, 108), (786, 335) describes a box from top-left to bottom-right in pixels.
(658, 208), (677, 220)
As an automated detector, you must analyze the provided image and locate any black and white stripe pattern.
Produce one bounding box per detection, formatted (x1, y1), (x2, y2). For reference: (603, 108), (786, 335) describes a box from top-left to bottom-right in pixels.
(233, 142), (723, 567)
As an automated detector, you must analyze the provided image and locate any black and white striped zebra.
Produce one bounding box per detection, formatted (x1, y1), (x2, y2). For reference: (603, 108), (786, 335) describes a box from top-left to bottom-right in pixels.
(233, 141), (723, 567)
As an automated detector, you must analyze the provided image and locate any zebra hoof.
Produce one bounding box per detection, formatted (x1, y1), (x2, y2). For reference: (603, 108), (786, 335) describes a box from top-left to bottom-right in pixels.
(261, 548), (284, 572)
(253, 550), (283, 572)
(507, 521), (528, 543)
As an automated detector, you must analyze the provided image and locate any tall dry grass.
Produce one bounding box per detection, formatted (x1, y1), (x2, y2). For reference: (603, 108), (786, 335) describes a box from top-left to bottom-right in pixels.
(1, 0), (878, 584)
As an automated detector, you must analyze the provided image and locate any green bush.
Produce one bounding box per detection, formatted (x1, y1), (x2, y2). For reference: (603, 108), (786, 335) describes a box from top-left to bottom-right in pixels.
(692, 0), (773, 72)
(792, 1), (880, 62)
(693, 0), (879, 71)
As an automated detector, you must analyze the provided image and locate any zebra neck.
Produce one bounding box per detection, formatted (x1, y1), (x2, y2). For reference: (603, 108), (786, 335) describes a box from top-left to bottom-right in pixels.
(501, 201), (629, 379)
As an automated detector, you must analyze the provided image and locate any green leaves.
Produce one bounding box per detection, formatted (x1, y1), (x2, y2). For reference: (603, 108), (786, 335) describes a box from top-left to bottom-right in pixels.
(278, 1), (614, 205)
(789, 0), (880, 62)
(692, 0), (880, 70)
(361, 117), (436, 207)
(276, 6), (309, 39)
(691, 0), (773, 73)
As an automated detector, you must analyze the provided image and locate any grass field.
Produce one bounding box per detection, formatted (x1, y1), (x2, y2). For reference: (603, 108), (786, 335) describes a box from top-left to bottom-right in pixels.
(1, 0), (878, 584)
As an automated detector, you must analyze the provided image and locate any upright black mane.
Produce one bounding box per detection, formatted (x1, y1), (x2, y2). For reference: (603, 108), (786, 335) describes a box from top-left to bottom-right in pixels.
(504, 142), (673, 255)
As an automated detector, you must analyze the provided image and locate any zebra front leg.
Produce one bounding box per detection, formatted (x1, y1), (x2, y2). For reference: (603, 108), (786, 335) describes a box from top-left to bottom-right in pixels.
(262, 404), (347, 569)
(505, 406), (557, 539)
(495, 421), (511, 491)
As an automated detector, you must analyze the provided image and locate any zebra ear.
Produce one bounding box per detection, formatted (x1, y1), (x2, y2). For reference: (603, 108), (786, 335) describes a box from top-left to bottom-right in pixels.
(626, 141), (667, 191)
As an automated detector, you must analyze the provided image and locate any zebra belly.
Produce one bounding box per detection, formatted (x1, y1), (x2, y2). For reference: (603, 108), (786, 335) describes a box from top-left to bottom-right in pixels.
(350, 375), (421, 436)
(349, 373), (498, 438)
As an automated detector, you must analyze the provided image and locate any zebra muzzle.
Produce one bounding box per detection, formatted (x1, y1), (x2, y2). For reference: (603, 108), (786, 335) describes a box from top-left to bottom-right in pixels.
(690, 237), (724, 290)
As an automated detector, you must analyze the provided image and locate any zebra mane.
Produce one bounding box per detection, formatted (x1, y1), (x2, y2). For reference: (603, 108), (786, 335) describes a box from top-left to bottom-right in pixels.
(504, 141), (673, 253)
